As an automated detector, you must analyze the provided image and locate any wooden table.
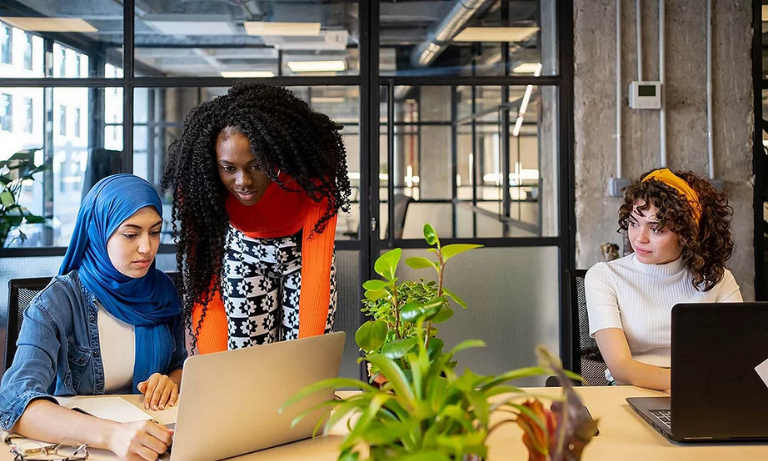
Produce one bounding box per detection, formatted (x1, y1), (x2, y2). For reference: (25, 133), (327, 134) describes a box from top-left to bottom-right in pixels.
(2, 386), (766, 460)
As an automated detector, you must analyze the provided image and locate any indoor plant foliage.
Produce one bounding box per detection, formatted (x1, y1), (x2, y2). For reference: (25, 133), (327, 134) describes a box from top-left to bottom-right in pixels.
(283, 224), (597, 461)
(283, 326), (596, 461)
(0, 149), (47, 247)
(355, 224), (482, 377)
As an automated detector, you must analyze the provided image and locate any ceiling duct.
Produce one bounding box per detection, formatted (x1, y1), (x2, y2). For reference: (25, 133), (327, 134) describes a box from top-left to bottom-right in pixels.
(410, 0), (492, 67)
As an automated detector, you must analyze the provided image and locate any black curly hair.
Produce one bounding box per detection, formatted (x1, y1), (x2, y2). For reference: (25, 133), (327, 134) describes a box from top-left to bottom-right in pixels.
(161, 83), (351, 349)
(618, 170), (733, 292)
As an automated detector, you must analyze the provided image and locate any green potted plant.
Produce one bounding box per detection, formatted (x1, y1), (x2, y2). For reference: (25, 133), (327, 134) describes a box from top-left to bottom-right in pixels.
(0, 148), (47, 247)
(282, 319), (597, 461)
(282, 223), (598, 461)
(355, 224), (482, 381)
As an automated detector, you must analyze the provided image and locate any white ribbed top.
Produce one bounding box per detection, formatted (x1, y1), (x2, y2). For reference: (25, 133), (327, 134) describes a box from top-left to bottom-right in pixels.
(585, 253), (742, 368)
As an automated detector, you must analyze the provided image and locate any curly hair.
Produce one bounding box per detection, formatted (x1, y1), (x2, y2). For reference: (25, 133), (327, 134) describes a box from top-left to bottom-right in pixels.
(161, 83), (351, 349)
(617, 170), (733, 292)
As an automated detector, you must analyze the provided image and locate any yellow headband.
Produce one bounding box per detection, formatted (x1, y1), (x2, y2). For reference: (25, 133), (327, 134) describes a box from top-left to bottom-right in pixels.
(641, 168), (702, 225)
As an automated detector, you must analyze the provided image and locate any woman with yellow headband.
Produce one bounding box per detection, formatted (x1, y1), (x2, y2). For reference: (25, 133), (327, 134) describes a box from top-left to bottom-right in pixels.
(585, 168), (742, 391)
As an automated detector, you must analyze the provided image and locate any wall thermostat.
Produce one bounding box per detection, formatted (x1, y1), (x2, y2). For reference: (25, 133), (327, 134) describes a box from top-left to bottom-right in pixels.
(628, 81), (661, 109)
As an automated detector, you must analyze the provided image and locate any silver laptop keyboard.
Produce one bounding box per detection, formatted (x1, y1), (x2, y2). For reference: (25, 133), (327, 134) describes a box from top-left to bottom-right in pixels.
(650, 409), (672, 429)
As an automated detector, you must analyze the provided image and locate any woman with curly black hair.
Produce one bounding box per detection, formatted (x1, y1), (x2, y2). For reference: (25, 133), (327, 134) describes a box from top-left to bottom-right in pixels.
(162, 83), (350, 353)
(585, 168), (741, 391)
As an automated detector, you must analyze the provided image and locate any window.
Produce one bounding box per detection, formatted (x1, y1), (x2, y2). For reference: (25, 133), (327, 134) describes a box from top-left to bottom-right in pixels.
(75, 54), (81, 77)
(22, 32), (32, 70)
(58, 105), (67, 136)
(23, 97), (32, 133)
(1, 94), (12, 131)
(59, 47), (66, 77)
(74, 108), (81, 137)
(0, 24), (11, 64)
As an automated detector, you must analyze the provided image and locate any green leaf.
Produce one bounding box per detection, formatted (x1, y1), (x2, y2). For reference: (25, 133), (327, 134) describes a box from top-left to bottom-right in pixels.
(280, 377), (378, 412)
(422, 223), (438, 246)
(443, 287), (468, 309)
(362, 279), (388, 291)
(448, 339), (487, 355)
(400, 297), (445, 323)
(479, 366), (549, 390)
(380, 337), (418, 360)
(426, 337), (444, 362)
(23, 215), (46, 224)
(0, 190), (15, 207)
(355, 320), (388, 352)
(431, 308), (453, 323)
(363, 288), (389, 301)
(365, 353), (415, 407)
(374, 248), (401, 281)
(398, 452), (451, 461)
(467, 390), (489, 427)
(440, 243), (483, 262)
(404, 256), (438, 271)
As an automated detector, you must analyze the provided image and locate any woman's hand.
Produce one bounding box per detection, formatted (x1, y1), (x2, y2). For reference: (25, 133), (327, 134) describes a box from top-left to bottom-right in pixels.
(137, 373), (178, 411)
(107, 420), (173, 461)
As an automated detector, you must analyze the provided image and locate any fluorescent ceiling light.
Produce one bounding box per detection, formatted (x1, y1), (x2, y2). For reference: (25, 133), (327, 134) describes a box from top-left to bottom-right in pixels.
(0, 17), (97, 33)
(287, 60), (346, 73)
(220, 71), (275, 78)
(311, 97), (345, 104)
(145, 20), (236, 35)
(513, 62), (543, 74)
(512, 116), (524, 137)
(453, 27), (538, 43)
(244, 22), (321, 37)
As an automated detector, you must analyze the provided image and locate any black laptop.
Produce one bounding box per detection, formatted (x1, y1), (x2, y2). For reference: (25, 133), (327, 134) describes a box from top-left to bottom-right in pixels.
(627, 302), (768, 443)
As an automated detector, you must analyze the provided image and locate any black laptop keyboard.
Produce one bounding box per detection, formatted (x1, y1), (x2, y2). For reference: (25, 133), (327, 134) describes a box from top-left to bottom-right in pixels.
(650, 410), (672, 429)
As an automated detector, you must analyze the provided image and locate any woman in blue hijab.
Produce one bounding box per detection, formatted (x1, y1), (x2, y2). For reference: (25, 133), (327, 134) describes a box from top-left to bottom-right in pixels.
(0, 174), (183, 461)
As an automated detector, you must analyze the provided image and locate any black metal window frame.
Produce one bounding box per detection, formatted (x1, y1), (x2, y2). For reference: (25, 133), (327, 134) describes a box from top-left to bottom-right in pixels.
(754, 0), (766, 301)
(0, 0), (577, 368)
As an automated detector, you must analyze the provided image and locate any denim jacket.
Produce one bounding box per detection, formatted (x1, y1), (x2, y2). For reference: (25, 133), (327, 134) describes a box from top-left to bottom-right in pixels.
(0, 270), (186, 430)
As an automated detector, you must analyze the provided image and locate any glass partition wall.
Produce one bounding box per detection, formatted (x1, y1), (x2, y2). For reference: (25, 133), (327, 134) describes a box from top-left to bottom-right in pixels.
(0, 0), (574, 381)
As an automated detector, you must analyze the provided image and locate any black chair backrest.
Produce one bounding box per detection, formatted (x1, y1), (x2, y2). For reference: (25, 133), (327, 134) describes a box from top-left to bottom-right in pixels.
(6, 277), (53, 371)
(568, 269), (610, 386)
(5, 272), (184, 372)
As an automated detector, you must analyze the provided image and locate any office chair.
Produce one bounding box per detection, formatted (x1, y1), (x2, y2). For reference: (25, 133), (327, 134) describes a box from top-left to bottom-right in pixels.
(569, 269), (610, 386)
(5, 277), (53, 371)
(545, 269), (609, 387)
(5, 272), (185, 372)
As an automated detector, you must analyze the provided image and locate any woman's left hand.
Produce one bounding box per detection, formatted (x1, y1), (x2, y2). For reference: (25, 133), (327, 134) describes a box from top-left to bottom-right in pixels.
(137, 373), (178, 411)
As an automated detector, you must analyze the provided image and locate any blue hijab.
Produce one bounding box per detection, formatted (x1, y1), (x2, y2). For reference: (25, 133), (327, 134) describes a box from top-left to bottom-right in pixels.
(60, 174), (181, 393)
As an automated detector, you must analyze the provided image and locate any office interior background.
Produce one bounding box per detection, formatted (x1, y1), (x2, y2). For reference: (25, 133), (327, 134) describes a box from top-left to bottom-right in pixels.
(0, 0), (763, 383)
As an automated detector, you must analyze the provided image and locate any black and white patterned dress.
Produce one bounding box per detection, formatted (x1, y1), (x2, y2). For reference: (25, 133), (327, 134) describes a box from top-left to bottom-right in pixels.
(221, 225), (337, 349)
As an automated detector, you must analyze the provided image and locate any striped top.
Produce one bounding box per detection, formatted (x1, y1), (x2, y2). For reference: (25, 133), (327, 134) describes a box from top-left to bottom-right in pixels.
(585, 253), (742, 368)
(191, 175), (337, 354)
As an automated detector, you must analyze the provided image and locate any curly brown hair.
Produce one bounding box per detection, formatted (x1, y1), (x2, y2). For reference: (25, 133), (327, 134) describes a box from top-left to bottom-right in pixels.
(617, 170), (733, 291)
(161, 83), (351, 350)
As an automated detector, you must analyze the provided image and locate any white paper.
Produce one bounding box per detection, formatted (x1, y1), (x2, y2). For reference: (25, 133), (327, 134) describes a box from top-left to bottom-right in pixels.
(67, 397), (153, 423)
(755, 357), (768, 389)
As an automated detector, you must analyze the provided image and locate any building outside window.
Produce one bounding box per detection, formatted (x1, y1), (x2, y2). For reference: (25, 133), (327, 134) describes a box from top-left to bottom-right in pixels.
(74, 53), (81, 77)
(58, 47), (66, 77)
(74, 107), (81, 137)
(1, 93), (12, 131)
(58, 104), (66, 136)
(23, 97), (32, 133)
(22, 32), (32, 70)
(0, 24), (11, 64)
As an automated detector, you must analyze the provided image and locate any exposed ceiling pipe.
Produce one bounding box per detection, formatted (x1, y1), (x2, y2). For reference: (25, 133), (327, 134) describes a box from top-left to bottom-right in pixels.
(410, 0), (492, 68)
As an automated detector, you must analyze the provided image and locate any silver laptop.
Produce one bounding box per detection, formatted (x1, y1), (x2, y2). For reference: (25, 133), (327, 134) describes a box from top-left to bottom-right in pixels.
(169, 331), (345, 461)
